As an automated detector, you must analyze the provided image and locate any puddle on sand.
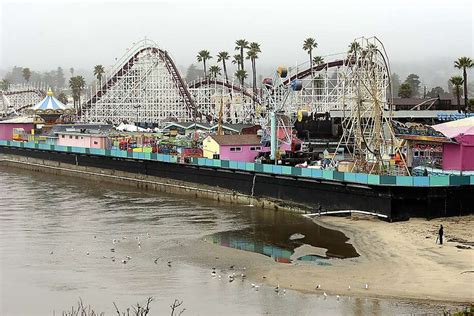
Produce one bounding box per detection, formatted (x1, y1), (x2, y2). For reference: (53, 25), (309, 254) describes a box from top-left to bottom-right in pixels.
(209, 216), (359, 263)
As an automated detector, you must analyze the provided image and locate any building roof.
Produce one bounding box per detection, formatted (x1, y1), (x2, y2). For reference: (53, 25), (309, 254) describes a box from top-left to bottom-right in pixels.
(49, 124), (112, 136)
(0, 116), (35, 124)
(209, 134), (261, 146)
(164, 121), (212, 130)
(432, 116), (474, 138)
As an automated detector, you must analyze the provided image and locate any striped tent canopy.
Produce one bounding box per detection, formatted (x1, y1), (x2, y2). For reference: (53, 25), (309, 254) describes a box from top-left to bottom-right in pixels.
(31, 88), (69, 112)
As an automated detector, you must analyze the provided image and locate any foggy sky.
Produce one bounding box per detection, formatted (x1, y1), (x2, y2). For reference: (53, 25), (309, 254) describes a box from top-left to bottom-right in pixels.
(1, 0), (473, 87)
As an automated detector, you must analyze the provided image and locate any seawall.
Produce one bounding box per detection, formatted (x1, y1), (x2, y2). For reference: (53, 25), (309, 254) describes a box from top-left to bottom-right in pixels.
(0, 153), (304, 214)
(1, 145), (473, 221)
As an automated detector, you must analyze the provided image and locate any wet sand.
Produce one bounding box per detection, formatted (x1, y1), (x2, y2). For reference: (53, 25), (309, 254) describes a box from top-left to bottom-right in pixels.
(185, 215), (473, 304)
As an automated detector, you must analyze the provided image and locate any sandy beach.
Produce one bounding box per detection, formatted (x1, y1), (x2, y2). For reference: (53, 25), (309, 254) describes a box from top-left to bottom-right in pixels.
(184, 214), (473, 304)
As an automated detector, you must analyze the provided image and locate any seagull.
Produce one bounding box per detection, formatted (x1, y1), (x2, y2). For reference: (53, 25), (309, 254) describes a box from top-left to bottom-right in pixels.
(323, 292), (327, 299)
(274, 285), (280, 293)
(112, 257), (116, 262)
(167, 261), (172, 267)
(255, 285), (260, 291)
(316, 284), (321, 290)
(229, 265), (234, 270)
(113, 239), (118, 244)
(110, 248), (115, 252)
(336, 295), (340, 301)
(154, 258), (159, 264)
(50, 251), (53, 255)
(251, 283), (256, 288)
(126, 256), (131, 260)
(241, 273), (246, 279)
(147, 233), (150, 238)
(365, 283), (369, 290)
(86, 252), (90, 255)
(348, 285), (351, 290)
(122, 259), (127, 264)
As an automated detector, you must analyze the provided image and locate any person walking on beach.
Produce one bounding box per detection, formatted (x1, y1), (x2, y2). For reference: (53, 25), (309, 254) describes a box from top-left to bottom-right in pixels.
(438, 225), (444, 245)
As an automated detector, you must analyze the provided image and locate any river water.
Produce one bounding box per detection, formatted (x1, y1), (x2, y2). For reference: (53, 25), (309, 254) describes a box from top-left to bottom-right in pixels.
(0, 166), (455, 315)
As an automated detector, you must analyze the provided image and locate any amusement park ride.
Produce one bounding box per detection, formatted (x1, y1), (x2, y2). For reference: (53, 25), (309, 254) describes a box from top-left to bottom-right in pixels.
(1, 37), (406, 175)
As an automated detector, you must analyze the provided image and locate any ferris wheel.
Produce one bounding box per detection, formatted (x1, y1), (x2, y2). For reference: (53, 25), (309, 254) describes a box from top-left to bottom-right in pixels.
(334, 36), (404, 174)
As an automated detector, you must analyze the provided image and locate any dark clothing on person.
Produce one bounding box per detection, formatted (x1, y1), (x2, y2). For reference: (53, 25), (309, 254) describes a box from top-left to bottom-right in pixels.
(438, 225), (444, 245)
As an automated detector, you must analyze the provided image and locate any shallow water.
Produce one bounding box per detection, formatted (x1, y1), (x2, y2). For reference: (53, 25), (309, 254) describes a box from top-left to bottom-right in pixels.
(0, 166), (460, 315)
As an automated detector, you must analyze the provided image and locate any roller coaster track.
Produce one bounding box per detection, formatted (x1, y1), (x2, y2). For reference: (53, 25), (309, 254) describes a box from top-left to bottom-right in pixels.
(2, 89), (45, 97)
(282, 60), (347, 85)
(188, 78), (258, 102)
(83, 46), (197, 114)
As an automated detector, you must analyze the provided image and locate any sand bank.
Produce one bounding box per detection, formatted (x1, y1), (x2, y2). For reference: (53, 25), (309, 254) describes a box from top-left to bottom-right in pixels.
(257, 215), (474, 303)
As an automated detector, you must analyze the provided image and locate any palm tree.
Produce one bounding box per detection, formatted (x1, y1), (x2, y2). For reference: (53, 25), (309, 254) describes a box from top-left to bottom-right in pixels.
(93, 65), (105, 83)
(57, 92), (68, 105)
(196, 50), (212, 78)
(0, 79), (10, 91)
(217, 51), (230, 84)
(454, 57), (473, 112)
(232, 54), (242, 70)
(69, 76), (86, 109)
(235, 39), (249, 71)
(208, 65), (221, 79)
(449, 76), (464, 113)
(303, 38), (318, 73)
(246, 42), (261, 105)
(235, 69), (248, 87)
(348, 41), (361, 54)
(22, 68), (31, 83)
(313, 56), (325, 66)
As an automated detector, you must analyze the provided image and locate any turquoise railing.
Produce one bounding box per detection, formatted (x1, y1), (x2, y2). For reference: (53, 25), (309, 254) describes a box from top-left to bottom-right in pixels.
(1, 140), (473, 187)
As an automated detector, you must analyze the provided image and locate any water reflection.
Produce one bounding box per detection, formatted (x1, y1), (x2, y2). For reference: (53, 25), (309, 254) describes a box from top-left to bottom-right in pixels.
(210, 214), (359, 263)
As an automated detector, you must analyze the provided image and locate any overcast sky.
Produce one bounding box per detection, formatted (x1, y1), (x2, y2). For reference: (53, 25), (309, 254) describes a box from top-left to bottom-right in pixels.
(1, 0), (473, 85)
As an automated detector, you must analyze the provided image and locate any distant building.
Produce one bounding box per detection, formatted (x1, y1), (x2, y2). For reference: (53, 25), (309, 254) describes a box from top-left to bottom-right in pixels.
(50, 124), (113, 149)
(56, 131), (109, 149)
(202, 134), (263, 162)
(392, 97), (465, 111)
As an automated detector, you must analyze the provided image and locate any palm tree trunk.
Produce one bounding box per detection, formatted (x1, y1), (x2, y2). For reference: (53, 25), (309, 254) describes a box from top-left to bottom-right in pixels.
(203, 60), (207, 78)
(456, 86), (461, 113)
(240, 48), (244, 71)
(252, 58), (256, 110)
(463, 68), (468, 112)
(223, 60), (232, 99)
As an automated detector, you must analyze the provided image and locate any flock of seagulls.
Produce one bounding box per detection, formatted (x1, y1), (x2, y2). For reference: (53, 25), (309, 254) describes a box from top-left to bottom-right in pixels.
(48, 233), (372, 301)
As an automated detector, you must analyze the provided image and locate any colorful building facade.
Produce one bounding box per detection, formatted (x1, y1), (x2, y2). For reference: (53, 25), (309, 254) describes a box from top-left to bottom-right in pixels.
(203, 134), (263, 162)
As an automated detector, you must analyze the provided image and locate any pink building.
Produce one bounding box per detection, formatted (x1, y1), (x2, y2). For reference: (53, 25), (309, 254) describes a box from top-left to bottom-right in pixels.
(433, 117), (474, 171)
(0, 117), (34, 140)
(203, 134), (263, 162)
(442, 134), (474, 171)
(56, 132), (109, 149)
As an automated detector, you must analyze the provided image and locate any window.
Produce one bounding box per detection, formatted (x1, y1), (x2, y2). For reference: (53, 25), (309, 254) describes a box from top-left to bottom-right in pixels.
(69, 135), (72, 139)
(250, 146), (261, 151)
(75, 136), (78, 139)
(230, 147), (241, 152)
(80, 137), (83, 139)
(61, 135), (65, 138)
(93, 141), (98, 145)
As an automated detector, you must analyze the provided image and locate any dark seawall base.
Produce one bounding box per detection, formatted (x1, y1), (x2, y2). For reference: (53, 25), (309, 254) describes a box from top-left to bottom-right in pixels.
(1, 146), (473, 221)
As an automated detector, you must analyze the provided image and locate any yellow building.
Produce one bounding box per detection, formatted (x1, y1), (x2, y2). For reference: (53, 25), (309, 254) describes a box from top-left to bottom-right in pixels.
(203, 135), (220, 159)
